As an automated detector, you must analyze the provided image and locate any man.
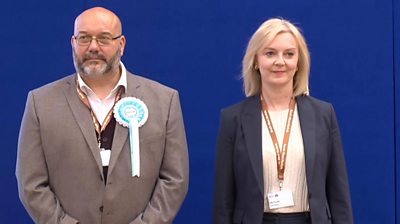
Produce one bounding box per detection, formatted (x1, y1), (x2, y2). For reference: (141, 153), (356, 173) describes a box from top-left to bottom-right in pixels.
(16, 7), (189, 224)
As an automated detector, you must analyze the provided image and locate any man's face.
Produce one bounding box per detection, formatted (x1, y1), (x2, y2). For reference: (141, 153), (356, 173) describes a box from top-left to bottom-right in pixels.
(71, 10), (125, 77)
(72, 42), (121, 77)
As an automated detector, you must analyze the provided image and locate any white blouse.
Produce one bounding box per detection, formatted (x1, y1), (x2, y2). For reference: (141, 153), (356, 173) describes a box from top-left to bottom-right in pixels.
(262, 106), (309, 213)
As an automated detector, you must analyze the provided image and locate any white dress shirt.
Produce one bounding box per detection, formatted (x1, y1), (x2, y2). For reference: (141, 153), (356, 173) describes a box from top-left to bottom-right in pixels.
(77, 62), (128, 125)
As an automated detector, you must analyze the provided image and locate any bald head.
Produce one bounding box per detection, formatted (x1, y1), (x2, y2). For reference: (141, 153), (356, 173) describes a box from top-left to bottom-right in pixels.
(74, 7), (122, 36)
(71, 7), (126, 81)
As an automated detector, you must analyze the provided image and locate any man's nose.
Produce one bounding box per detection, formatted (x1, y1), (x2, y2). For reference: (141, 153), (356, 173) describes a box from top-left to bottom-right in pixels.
(87, 38), (101, 51)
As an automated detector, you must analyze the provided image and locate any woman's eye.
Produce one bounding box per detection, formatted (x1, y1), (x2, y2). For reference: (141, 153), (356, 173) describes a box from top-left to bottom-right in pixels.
(285, 52), (295, 57)
(265, 51), (275, 56)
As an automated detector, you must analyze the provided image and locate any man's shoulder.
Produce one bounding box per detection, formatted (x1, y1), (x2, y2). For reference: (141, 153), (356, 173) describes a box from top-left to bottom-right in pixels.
(127, 72), (177, 94)
(31, 74), (75, 95)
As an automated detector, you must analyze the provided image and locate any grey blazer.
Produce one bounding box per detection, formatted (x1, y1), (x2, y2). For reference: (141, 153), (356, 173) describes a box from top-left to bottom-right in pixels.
(213, 95), (353, 224)
(16, 72), (189, 224)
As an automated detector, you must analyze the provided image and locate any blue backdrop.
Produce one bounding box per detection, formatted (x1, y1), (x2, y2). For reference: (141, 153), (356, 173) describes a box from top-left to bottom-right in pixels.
(2, 0), (398, 223)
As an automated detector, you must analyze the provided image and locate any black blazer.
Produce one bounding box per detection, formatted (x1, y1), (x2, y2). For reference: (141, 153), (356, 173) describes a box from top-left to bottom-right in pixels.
(213, 95), (353, 224)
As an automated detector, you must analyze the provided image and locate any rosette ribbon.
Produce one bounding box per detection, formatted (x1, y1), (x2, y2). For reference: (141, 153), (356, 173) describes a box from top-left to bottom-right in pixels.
(114, 97), (149, 177)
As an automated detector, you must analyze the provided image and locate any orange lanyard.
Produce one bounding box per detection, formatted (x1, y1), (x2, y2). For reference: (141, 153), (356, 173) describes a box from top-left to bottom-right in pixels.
(76, 79), (123, 147)
(260, 94), (296, 188)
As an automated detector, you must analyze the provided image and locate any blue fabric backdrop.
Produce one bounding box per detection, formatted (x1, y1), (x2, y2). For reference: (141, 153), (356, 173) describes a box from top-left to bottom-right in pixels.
(1, 0), (398, 223)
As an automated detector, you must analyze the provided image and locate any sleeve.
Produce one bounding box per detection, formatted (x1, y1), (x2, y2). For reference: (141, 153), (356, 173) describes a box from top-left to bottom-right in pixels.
(212, 109), (236, 224)
(326, 105), (354, 224)
(16, 91), (79, 224)
(130, 90), (189, 224)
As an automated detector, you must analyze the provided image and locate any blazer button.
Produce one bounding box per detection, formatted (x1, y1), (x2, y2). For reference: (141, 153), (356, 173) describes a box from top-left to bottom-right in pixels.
(308, 193), (312, 199)
(99, 206), (104, 212)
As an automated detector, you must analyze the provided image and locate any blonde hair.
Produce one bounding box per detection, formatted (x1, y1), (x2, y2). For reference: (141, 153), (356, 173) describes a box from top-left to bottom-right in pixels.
(242, 18), (310, 97)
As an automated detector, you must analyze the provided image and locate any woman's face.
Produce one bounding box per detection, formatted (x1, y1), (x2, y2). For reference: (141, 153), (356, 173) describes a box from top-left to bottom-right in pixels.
(256, 32), (299, 91)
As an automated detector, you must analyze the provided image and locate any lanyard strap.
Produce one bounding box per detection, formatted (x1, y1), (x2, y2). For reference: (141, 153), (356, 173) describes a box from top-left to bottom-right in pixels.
(76, 78), (123, 146)
(260, 94), (296, 183)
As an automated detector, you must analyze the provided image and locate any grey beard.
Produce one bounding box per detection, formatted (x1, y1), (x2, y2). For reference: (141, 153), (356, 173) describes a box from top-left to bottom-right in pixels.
(73, 48), (121, 77)
(82, 62), (108, 76)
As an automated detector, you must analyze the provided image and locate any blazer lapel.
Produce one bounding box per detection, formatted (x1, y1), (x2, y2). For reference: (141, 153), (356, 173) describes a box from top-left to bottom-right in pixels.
(241, 96), (264, 195)
(63, 75), (104, 175)
(107, 73), (142, 176)
(296, 96), (316, 182)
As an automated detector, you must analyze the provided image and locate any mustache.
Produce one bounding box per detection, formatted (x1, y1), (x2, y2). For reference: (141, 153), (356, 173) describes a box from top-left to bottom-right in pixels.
(82, 53), (106, 62)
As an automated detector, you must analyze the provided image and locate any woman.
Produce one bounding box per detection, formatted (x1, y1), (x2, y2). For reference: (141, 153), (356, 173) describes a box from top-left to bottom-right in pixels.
(213, 18), (353, 224)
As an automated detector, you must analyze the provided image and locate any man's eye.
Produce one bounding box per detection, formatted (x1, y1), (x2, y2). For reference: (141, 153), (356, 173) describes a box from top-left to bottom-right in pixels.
(98, 36), (112, 41)
(79, 36), (91, 41)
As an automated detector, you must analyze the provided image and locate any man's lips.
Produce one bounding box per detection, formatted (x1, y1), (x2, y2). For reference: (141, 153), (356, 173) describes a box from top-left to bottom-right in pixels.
(83, 58), (106, 63)
(83, 53), (106, 62)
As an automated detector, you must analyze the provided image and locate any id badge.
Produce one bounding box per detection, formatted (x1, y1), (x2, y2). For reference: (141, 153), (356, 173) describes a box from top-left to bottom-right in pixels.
(267, 190), (294, 209)
(100, 149), (111, 166)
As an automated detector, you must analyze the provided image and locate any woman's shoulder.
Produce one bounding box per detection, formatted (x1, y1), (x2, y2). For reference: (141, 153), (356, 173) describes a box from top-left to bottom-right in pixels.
(296, 95), (336, 118)
(221, 95), (259, 115)
(297, 95), (333, 109)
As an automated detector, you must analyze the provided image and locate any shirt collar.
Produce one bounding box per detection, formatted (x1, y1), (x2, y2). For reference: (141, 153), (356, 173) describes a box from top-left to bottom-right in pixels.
(77, 61), (128, 95)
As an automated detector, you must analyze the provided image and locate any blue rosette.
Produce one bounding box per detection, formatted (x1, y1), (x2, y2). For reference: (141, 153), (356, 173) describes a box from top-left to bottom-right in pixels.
(114, 97), (149, 177)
